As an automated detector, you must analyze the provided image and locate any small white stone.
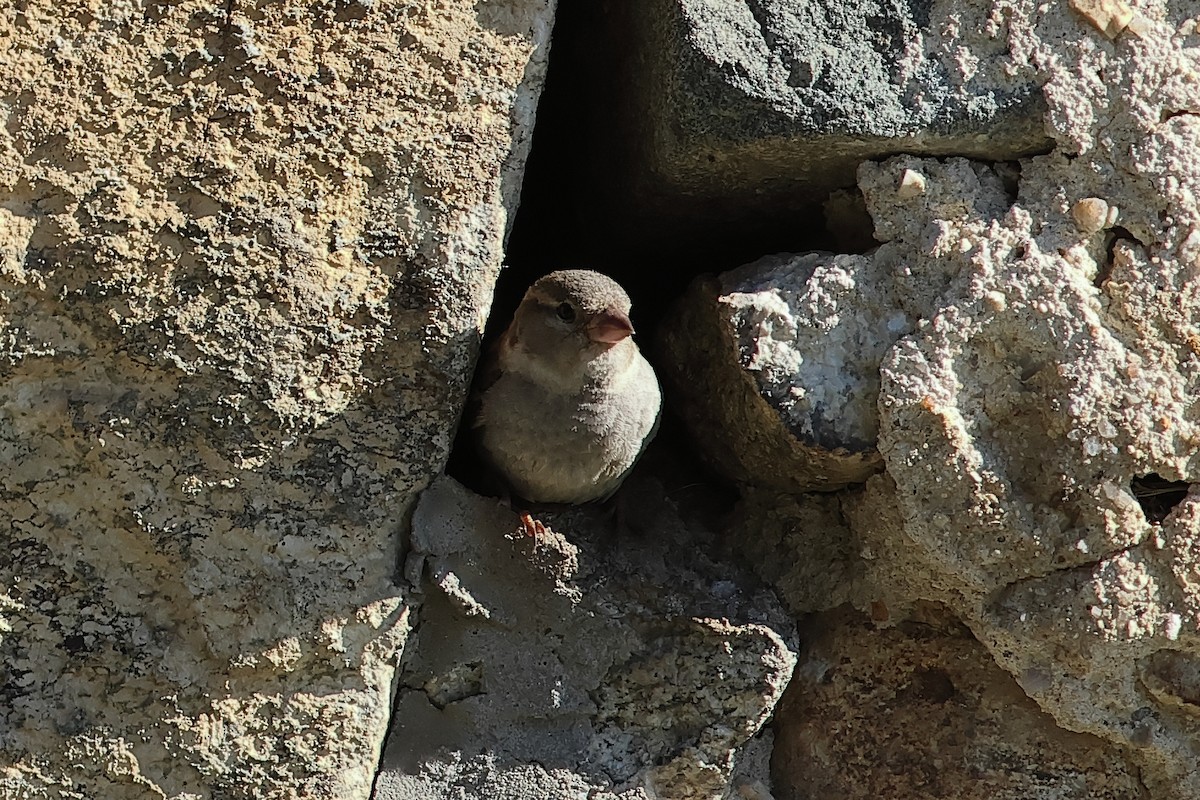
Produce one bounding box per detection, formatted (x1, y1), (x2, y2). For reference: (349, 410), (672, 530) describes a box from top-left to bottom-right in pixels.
(896, 168), (927, 199)
(1072, 197), (1110, 233)
(1125, 11), (1152, 37)
(984, 290), (1007, 311)
(1164, 613), (1182, 641)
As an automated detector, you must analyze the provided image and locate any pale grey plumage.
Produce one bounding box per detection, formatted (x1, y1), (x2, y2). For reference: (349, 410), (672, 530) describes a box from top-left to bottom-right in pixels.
(474, 270), (661, 505)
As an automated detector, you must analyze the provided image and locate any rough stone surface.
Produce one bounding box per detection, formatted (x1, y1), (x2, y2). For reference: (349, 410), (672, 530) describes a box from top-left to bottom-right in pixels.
(729, 489), (857, 616)
(863, 14), (1200, 779)
(0, 0), (554, 797)
(374, 476), (796, 800)
(715, 0), (1200, 794)
(623, 0), (1051, 226)
(773, 608), (1147, 800)
(659, 271), (882, 493)
(660, 161), (1014, 492)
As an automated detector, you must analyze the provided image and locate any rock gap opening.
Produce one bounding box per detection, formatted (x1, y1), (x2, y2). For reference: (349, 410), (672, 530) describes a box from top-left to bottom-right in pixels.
(451, 2), (854, 510)
(501, 1), (844, 342)
(1130, 474), (1192, 524)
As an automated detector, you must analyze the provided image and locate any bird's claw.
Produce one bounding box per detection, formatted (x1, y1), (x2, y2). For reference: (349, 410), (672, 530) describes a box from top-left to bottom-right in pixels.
(518, 511), (549, 539)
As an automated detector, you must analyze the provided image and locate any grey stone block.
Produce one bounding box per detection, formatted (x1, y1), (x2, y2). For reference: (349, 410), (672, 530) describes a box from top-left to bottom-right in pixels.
(625, 0), (1051, 221)
(375, 477), (795, 800)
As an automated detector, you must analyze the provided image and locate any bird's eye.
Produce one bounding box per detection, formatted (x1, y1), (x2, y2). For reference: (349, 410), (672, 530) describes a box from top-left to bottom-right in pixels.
(555, 302), (576, 323)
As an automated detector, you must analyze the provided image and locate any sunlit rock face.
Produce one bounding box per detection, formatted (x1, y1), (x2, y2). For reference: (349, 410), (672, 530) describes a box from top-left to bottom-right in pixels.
(0, 1), (554, 797)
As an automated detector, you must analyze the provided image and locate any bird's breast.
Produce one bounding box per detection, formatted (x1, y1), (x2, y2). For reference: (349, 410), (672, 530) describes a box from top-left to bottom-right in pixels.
(477, 356), (660, 504)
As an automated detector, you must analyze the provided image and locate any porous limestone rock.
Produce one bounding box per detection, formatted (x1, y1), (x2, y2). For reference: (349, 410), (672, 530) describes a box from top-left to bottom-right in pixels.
(660, 158), (1015, 493)
(374, 476), (796, 800)
(0, 0), (555, 797)
(861, 16), (1200, 778)
(715, 0), (1200, 793)
(742, 139), (1200, 791)
(660, 157), (1016, 492)
(772, 608), (1146, 800)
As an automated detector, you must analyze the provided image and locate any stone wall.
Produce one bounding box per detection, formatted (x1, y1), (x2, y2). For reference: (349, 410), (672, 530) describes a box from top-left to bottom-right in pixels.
(4, 0), (1199, 798)
(0, 0), (553, 797)
(652, 1), (1200, 797)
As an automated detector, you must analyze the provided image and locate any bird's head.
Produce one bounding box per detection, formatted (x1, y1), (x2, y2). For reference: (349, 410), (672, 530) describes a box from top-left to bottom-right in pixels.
(501, 269), (637, 388)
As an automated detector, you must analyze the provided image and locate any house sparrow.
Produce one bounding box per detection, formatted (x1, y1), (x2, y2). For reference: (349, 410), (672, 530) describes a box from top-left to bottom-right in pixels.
(473, 270), (661, 529)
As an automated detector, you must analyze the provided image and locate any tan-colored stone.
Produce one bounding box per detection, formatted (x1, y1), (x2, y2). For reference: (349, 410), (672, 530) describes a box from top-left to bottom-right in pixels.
(773, 609), (1145, 800)
(0, 1), (554, 797)
(1069, 0), (1135, 39)
(1071, 197), (1112, 233)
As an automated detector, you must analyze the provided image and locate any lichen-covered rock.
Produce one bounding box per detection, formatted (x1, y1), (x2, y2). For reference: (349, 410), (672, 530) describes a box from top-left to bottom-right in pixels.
(772, 608), (1147, 800)
(0, 1), (555, 797)
(375, 476), (796, 800)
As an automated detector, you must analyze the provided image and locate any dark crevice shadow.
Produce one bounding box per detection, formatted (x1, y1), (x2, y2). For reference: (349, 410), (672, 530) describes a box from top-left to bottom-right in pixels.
(1131, 474), (1192, 524)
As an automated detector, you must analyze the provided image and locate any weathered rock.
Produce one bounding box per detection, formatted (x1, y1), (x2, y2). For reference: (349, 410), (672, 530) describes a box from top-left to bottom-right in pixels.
(374, 476), (796, 800)
(864, 147), (1200, 795)
(729, 489), (857, 616)
(736, 476), (978, 626)
(621, 0), (1051, 230)
(659, 158), (1013, 492)
(659, 273), (878, 493)
(773, 608), (1147, 800)
(770, 136), (1200, 793)
(0, 0), (554, 797)
(742, 0), (1200, 792)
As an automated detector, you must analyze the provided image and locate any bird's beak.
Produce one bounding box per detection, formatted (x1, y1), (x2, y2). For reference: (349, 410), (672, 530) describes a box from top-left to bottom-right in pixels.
(586, 308), (635, 343)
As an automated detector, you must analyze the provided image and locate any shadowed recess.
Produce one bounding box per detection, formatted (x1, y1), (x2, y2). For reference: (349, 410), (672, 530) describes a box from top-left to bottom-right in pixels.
(1130, 474), (1191, 524)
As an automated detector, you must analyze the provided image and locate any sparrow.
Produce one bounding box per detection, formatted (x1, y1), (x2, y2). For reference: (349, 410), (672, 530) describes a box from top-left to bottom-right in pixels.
(472, 270), (661, 527)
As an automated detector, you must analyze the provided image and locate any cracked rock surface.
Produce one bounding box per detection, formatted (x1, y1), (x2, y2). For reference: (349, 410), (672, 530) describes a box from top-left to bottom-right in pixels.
(0, 0), (554, 797)
(374, 476), (796, 800)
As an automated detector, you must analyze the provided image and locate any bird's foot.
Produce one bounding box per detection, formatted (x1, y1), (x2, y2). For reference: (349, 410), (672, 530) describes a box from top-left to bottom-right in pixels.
(518, 511), (550, 539)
